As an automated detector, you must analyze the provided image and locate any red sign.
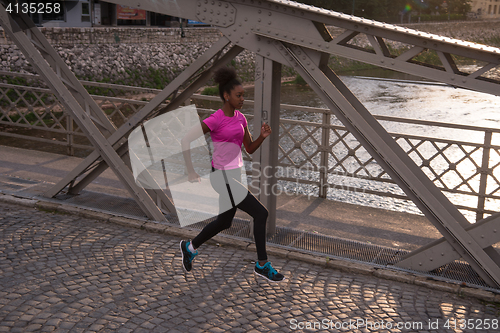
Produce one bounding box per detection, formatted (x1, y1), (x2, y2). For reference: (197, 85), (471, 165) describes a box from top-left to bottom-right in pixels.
(117, 5), (146, 20)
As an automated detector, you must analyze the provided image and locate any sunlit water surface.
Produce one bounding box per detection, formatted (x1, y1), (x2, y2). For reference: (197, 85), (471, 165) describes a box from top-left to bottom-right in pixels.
(240, 75), (500, 220)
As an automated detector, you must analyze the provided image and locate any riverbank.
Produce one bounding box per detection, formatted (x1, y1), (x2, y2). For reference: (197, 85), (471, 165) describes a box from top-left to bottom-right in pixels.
(1, 20), (499, 88)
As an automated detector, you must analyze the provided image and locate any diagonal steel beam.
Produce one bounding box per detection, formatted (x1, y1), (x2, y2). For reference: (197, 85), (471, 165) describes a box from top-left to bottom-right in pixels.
(44, 37), (233, 198)
(0, 4), (165, 221)
(45, 38), (242, 199)
(0, 6), (173, 213)
(396, 213), (500, 271)
(252, 25), (500, 96)
(274, 42), (500, 288)
(6, 10), (115, 135)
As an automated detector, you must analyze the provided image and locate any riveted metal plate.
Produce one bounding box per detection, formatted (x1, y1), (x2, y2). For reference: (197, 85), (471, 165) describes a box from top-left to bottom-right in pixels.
(196, 0), (236, 27)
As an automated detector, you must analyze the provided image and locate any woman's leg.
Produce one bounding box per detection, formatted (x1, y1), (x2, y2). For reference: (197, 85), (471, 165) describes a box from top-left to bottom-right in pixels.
(192, 207), (236, 249)
(191, 168), (240, 249)
(237, 191), (285, 282)
(235, 191), (269, 262)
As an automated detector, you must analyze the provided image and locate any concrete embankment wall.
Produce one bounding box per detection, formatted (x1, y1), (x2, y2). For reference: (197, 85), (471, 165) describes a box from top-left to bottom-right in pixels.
(1, 20), (499, 84)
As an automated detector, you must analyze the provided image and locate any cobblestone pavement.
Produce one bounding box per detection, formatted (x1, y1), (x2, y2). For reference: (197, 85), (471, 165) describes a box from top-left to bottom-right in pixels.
(1, 201), (500, 333)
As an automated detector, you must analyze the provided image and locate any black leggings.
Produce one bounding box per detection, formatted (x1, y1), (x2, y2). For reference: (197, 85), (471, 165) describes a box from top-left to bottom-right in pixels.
(192, 168), (269, 261)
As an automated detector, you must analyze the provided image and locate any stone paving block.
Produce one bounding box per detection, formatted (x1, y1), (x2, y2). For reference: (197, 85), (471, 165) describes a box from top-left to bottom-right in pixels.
(76, 210), (112, 222)
(414, 277), (461, 295)
(56, 205), (83, 216)
(287, 251), (326, 267)
(143, 222), (169, 234)
(374, 268), (416, 284)
(265, 245), (290, 259)
(108, 216), (145, 229)
(0, 194), (37, 207)
(164, 225), (198, 239)
(245, 243), (258, 254)
(210, 235), (251, 250)
(35, 201), (61, 212)
(326, 259), (374, 275)
(460, 286), (496, 302)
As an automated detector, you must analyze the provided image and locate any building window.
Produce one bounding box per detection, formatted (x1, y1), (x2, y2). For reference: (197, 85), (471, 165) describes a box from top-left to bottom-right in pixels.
(42, 1), (65, 21)
(495, 5), (498, 14)
(82, 2), (90, 22)
(488, 4), (492, 13)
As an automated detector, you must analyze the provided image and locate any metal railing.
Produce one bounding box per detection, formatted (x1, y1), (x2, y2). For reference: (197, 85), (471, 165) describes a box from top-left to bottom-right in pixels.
(1, 71), (499, 222)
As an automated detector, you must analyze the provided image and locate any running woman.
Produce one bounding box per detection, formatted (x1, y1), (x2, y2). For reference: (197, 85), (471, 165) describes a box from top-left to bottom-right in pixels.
(180, 67), (285, 282)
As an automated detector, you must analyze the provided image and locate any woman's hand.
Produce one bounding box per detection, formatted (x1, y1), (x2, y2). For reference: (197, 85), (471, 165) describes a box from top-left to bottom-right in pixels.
(188, 171), (201, 183)
(243, 123), (272, 154)
(261, 122), (272, 138)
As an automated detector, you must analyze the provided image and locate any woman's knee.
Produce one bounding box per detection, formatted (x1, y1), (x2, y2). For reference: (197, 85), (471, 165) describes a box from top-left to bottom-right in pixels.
(220, 219), (233, 230)
(218, 209), (236, 230)
(254, 205), (268, 221)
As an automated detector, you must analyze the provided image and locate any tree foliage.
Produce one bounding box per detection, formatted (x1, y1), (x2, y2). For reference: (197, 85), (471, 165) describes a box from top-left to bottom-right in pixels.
(295, 0), (472, 22)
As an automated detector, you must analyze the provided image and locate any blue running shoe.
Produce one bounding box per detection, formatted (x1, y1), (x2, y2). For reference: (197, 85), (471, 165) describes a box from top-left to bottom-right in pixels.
(180, 240), (198, 272)
(254, 262), (285, 282)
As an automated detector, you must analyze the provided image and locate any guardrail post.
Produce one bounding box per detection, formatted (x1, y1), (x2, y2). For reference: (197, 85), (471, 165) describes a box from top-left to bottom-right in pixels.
(67, 115), (74, 156)
(477, 130), (492, 222)
(319, 112), (330, 198)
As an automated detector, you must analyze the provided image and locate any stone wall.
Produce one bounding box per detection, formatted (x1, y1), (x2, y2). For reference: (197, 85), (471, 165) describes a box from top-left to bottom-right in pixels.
(0, 27), (255, 85)
(0, 27), (223, 46)
(1, 21), (499, 85)
(403, 20), (500, 43)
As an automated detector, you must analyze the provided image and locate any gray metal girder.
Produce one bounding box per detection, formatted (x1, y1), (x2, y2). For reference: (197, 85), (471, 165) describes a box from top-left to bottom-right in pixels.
(105, 0), (500, 96)
(0, 5), (166, 221)
(271, 42), (500, 288)
(252, 56), (281, 235)
(1, 9), (116, 135)
(43, 36), (243, 215)
(4, 0), (500, 284)
(397, 213), (500, 271)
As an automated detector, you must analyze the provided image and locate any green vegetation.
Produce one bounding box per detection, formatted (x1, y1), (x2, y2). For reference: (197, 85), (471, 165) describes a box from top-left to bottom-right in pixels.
(77, 67), (175, 96)
(2, 111), (63, 126)
(0, 75), (50, 107)
(296, 0), (472, 23)
(201, 86), (219, 96)
(288, 74), (308, 85)
(481, 36), (500, 48)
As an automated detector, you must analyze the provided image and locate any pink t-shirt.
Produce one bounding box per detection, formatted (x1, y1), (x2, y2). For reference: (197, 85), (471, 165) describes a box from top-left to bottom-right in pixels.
(203, 109), (247, 170)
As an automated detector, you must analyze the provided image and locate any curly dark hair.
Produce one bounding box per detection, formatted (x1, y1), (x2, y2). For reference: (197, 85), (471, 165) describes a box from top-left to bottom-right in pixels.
(214, 67), (241, 102)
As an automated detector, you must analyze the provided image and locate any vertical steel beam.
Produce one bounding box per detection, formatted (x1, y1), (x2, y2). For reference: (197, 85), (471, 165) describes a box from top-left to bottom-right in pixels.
(319, 54), (331, 199)
(319, 111), (331, 198)
(252, 57), (281, 235)
(477, 131), (493, 222)
(251, 56), (265, 200)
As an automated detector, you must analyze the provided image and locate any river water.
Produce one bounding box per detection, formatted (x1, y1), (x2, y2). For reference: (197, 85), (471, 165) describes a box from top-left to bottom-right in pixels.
(237, 69), (500, 220)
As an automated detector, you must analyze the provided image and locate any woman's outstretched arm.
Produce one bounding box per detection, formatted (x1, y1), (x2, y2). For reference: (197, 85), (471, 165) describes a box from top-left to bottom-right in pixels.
(243, 122), (272, 154)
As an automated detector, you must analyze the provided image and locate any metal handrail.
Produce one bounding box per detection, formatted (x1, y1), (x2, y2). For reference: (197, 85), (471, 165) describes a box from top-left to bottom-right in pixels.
(1, 72), (499, 220)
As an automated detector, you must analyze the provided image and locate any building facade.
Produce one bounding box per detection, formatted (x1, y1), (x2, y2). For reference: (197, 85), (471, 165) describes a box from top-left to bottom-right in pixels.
(24, 0), (181, 28)
(28, 1), (91, 28)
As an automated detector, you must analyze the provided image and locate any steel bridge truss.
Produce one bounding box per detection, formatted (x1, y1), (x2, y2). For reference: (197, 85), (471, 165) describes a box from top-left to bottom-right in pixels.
(2, 0), (500, 287)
